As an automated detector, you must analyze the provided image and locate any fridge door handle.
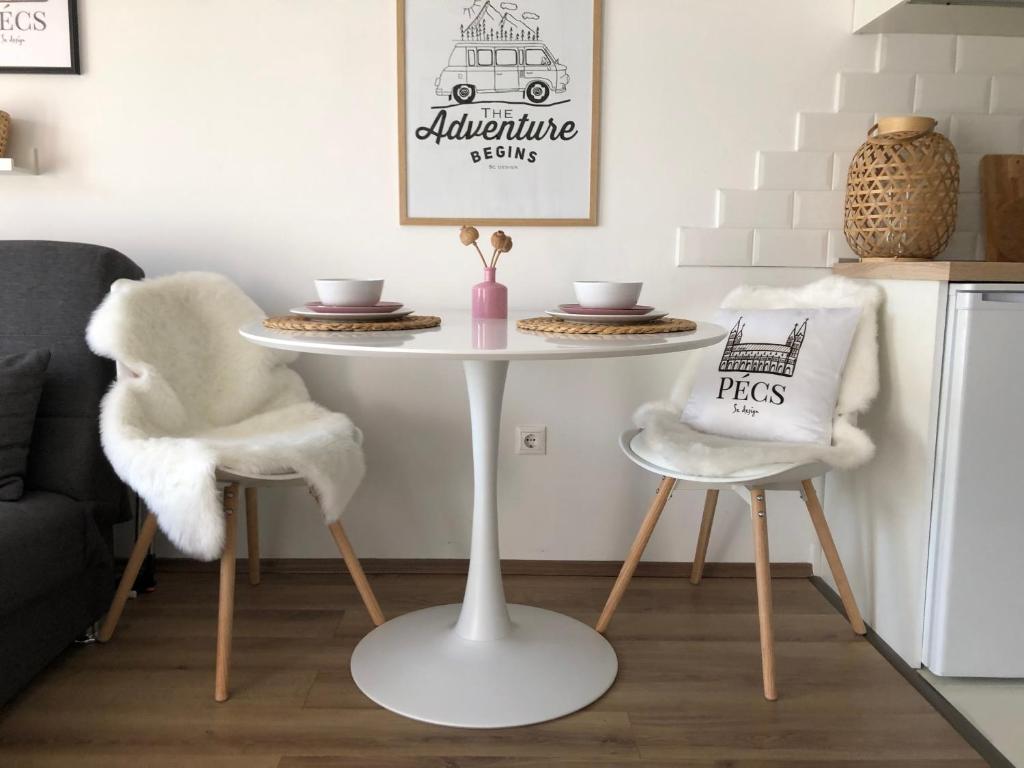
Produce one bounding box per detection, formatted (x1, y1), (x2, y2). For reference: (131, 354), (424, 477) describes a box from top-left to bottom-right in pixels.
(956, 291), (1024, 310)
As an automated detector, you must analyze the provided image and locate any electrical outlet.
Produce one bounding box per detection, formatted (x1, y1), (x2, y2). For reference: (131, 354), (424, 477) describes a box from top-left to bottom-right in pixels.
(515, 426), (546, 455)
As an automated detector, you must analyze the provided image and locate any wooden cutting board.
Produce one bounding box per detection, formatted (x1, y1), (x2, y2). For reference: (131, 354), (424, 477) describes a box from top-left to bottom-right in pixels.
(981, 154), (1024, 262)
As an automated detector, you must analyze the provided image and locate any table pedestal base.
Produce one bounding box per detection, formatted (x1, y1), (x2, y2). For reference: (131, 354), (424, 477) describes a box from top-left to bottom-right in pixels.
(351, 603), (618, 728)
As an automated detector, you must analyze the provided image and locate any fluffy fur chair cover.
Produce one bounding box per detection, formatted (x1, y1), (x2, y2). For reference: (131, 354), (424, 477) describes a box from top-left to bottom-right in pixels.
(86, 272), (365, 560)
(633, 276), (882, 477)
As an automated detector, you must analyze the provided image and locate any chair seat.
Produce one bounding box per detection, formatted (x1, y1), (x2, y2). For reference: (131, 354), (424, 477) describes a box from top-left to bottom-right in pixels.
(215, 467), (305, 486)
(621, 428), (828, 488)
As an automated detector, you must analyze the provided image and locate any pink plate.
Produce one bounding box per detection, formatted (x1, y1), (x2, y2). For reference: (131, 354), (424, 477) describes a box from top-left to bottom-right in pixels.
(305, 301), (404, 314)
(558, 303), (654, 316)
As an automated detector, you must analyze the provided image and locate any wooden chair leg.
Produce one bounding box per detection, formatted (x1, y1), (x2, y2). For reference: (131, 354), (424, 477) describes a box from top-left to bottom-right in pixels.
(596, 476), (677, 634)
(750, 487), (777, 701)
(97, 512), (159, 643)
(245, 487), (260, 586)
(690, 489), (719, 585)
(215, 483), (239, 703)
(328, 520), (385, 627)
(801, 479), (866, 635)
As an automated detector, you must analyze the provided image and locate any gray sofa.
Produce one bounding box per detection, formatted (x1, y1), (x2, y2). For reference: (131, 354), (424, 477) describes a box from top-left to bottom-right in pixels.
(0, 241), (143, 705)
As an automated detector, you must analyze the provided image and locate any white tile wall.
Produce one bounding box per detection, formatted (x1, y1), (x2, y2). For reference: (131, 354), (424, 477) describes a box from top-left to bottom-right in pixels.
(797, 112), (875, 151)
(959, 153), (982, 193)
(753, 230), (829, 268)
(879, 34), (956, 73)
(793, 190), (845, 229)
(756, 151), (833, 190)
(956, 193), (982, 233)
(917, 113), (952, 136)
(837, 72), (916, 114)
(677, 32), (1024, 270)
(950, 114), (1024, 153)
(715, 189), (793, 228)
(956, 36), (1024, 75)
(944, 231), (983, 261)
(991, 75), (1024, 115)
(676, 228), (752, 267)
(832, 152), (855, 191)
(827, 230), (859, 265)
(914, 74), (991, 114)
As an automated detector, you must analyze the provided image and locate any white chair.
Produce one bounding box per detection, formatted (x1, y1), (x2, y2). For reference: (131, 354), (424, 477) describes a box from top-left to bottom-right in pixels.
(85, 272), (382, 702)
(595, 277), (881, 701)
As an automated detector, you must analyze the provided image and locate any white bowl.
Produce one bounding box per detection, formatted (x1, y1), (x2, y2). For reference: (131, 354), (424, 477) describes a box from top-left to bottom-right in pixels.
(314, 279), (384, 307)
(573, 281), (643, 309)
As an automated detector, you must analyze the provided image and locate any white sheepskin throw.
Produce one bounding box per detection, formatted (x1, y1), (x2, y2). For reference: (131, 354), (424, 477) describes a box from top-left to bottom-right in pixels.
(634, 276), (882, 477)
(86, 272), (365, 560)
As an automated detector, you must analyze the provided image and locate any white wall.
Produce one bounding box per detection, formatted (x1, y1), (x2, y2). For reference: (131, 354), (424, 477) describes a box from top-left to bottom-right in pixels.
(1, 1), (1009, 564)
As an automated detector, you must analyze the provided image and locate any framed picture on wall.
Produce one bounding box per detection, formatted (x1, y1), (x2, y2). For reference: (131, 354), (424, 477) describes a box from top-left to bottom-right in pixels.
(0, 0), (80, 74)
(398, 0), (601, 225)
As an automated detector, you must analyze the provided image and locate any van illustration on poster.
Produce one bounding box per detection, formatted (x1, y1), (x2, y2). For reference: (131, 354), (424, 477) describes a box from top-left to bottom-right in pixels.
(0, 0), (80, 74)
(398, 0), (601, 225)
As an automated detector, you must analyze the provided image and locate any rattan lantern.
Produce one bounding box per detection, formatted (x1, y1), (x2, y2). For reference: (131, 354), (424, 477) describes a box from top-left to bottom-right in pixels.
(844, 116), (959, 261)
(0, 111), (9, 158)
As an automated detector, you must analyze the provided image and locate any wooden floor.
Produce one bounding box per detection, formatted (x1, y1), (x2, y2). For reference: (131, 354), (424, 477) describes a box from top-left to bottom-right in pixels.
(0, 572), (987, 767)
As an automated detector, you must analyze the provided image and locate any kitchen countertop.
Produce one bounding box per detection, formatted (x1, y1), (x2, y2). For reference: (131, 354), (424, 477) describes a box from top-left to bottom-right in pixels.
(834, 261), (1024, 282)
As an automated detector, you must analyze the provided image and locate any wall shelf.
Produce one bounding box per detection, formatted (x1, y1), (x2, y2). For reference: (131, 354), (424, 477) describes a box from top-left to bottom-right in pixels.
(854, 0), (1024, 35)
(0, 149), (40, 175)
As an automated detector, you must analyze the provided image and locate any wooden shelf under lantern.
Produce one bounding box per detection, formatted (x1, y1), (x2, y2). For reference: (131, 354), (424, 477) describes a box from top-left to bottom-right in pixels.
(844, 116), (959, 262)
(0, 111), (9, 158)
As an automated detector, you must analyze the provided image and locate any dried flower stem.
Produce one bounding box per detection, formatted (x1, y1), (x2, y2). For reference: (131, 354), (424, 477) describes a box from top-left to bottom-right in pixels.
(472, 242), (487, 268)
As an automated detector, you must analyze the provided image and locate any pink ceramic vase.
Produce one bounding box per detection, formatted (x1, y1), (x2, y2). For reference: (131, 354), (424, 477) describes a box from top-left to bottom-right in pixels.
(471, 267), (507, 319)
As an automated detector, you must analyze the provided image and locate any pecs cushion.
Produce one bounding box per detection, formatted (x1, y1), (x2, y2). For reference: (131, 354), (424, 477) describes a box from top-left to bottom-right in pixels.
(0, 349), (51, 501)
(680, 307), (860, 446)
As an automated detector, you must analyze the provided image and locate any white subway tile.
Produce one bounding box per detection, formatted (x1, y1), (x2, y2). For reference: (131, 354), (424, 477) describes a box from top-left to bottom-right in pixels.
(958, 153), (982, 193)
(991, 75), (1024, 115)
(715, 189), (793, 228)
(956, 36), (1024, 75)
(676, 228), (753, 267)
(837, 72), (916, 114)
(943, 231), (982, 261)
(793, 190), (845, 229)
(833, 152), (855, 191)
(828, 230), (859, 265)
(797, 112), (875, 151)
(880, 34), (956, 73)
(753, 230), (830, 268)
(914, 74), (991, 114)
(756, 151), (833, 190)
(921, 114), (952, 137)
(956, 193), (982, 233)
(950, 114), (1024, 153)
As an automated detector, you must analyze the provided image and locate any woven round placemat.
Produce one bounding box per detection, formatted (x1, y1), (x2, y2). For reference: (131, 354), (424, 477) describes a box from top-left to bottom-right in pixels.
(264, 315), (441, 332)
(516, 316), (697, 335)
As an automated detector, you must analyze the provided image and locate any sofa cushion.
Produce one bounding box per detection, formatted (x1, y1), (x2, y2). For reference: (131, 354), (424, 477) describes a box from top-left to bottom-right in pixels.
(0, 491), (96, 615)
(0, 349), (51, 501)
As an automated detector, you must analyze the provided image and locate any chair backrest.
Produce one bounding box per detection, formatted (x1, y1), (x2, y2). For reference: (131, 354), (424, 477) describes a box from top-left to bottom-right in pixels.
(671, 276), (882, 418)
(86, 272), (307, 433)
(0, 241), (143, 515)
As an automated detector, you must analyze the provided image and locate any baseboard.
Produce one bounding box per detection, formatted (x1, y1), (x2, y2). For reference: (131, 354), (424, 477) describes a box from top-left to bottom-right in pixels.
(155, 557), (812, 579)
(810, 577), (1012, 768)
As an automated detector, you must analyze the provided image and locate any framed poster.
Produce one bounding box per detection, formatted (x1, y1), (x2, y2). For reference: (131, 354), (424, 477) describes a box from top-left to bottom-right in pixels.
(398, 0), (601, 225)
(0, 0), (80, 74)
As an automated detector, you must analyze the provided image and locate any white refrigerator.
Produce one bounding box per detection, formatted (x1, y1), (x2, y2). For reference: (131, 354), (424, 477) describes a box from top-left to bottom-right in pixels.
(923, 282), (1024, 677)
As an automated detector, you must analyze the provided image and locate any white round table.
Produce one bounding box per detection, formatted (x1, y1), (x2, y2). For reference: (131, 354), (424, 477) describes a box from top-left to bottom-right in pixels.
(241, 311), (726, 729)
